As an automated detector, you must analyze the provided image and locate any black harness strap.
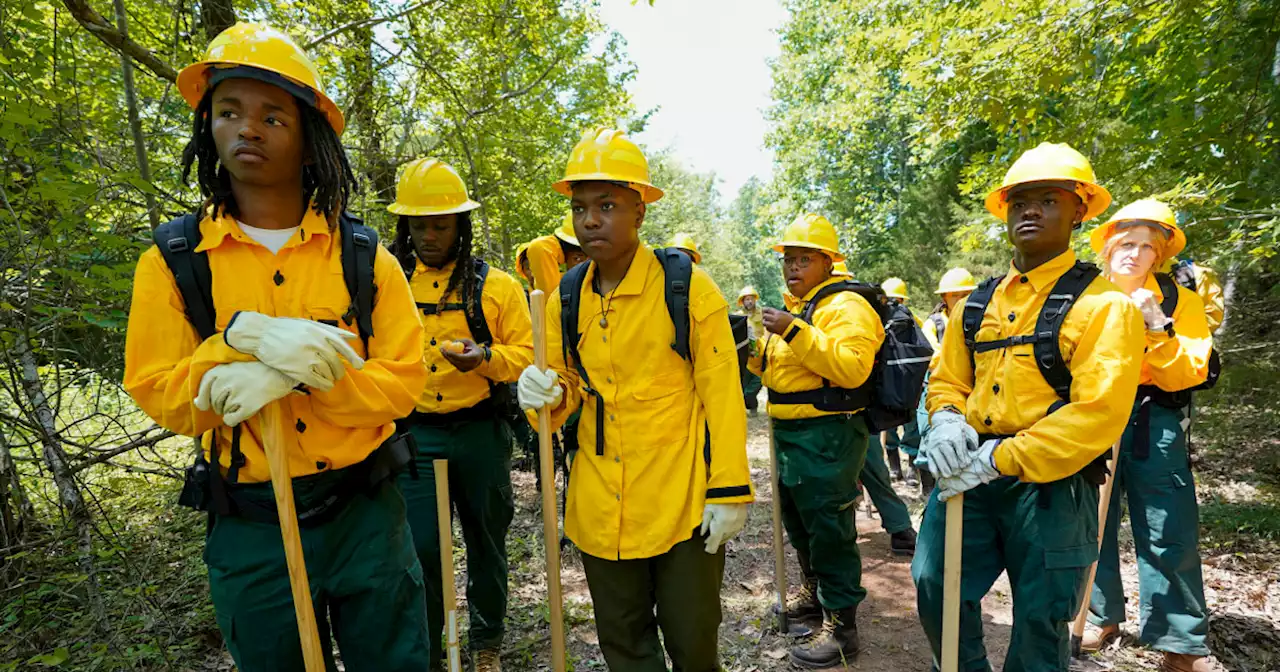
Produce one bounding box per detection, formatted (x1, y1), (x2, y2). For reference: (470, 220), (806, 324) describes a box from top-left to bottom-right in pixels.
(654, 248), (693, 359)
(416, 302), (468, 316)
(559, 262), (606, 456)
(339, 214), (378, 354)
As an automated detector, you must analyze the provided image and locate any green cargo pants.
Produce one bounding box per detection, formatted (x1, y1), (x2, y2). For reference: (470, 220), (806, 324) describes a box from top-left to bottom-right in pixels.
(912, 475), (1099, 672)
(399, 417), (514, 655)
(886, 417), (922, 459)
(742, 369), (762, 411)
(205, 473), (430, 672)
(774, 413), (868, 610)
(1089, 400), (1209, 655)
(580, 535), (726, 672)
(862, 432), (914, 535)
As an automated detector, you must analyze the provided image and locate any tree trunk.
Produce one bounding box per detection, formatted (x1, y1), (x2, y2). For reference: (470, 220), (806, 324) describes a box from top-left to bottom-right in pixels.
(199, 0), (236, 42)
(112, 0), (159, 229)
(0, 421), (30, 573)
(346, 8), (396, 212)
(1219, 263), (1238, 335)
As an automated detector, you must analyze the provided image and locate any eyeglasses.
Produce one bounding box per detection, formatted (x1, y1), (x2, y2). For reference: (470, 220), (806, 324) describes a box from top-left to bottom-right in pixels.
(782, 254), (820, 269)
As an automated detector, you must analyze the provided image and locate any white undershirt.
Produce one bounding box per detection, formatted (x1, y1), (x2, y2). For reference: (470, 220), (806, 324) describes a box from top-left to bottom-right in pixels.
(237, 222), (300, 255)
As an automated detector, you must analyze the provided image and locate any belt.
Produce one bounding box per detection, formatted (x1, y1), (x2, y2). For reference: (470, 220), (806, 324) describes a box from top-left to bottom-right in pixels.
(403, 398), (496, 427)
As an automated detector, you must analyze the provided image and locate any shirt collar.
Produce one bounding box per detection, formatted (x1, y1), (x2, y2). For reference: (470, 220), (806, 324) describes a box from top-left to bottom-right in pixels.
(588, 244), (655, 298)
(195, 206), (333, 253)
(1143, 272), (1164, 301)
(1005, 249), (1077, 293)
(786, 275), (843, 313)
(413, 258), (455, 279)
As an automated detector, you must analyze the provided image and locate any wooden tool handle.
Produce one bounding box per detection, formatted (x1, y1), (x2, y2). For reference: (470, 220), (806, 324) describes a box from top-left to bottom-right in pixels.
(261, 401), (326, 672)
(1071, 440), (1123, 640)
(530, 290), (567, 672)
(942, 493), (963, 672)
(767, 421), (789, 634)
(434, 460), (462, 672)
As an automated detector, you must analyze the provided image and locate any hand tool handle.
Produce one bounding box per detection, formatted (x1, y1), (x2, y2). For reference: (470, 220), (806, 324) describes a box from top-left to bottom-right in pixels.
(530, 290), (567, 672)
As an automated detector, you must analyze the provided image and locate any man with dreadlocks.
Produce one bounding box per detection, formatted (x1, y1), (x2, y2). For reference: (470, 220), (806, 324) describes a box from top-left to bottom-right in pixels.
(388, 157), (533, 672)
(123, 23), (431, 671)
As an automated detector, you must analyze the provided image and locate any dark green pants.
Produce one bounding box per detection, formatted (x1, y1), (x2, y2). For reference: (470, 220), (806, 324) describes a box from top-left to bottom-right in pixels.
(580, 535), (726, 672)
(399, 417), (514, 654)
(912, 476), (1099, 672)
(1090, 401), (1209, 655)
(774, 413), (868, 610)
(205, 474), (430, 672)
(886, 417), (922, 459)
(862, 432), (914, 534)
(742, 369), (762, 411)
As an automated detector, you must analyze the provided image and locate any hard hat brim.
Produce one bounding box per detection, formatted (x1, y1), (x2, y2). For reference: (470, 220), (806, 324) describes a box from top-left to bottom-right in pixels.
(554, 229), (581, 248)
(885, 292), (908, 299)
(552, 175), (665, 203)
(178, 62), (346, 136)
(935, 284), (978, 295)
(387, 200), (482, 216)
(770, 241), (845, 262)
(985, 179), (1113, 223)
(1089, 219), (1187, 259)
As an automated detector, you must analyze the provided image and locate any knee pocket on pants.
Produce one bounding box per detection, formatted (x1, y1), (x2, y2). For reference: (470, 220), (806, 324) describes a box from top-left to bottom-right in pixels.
(1044, 542), (1096, 622)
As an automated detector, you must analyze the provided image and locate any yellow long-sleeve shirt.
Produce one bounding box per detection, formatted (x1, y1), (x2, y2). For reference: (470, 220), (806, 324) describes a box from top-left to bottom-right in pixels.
(523, 234), (565, 297)
(543, 246), (753, 560)
(124, 209), (426, 483)
(409, 260), (533, 413)
(1193, 264), (1225, 333)
(748, 277), (885, 420)
(1141, 274), (1214, 391)
(927, 251), (1145, 484)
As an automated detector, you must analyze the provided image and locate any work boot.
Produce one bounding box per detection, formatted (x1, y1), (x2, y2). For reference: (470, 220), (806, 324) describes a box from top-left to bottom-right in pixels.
(771, 576), (823, 638)
(918, 468), (936, 497)
(1079, 623), (1120, 652)
(904, 467), (919, 487)
(890, 528), (917, 556)
(474, 648), (502, 672)
(1162, 652), (1214, 672)
(789, 606), (859, 669)
(885, 447), (904, 481)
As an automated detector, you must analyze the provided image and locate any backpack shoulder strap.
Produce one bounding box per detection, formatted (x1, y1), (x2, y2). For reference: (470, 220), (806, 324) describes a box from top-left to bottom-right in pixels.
(962, 274), (1004, 369)
(154, 214), (217, 341)
(1155, 272), (1179, 318)
(466, 259), (493, 345)
(1034, 261), (1100, 406)
(559, 261), (592, 373)
(800, 280), (862, 323)
(339, 213), (378, 352)
(654, 247), (693, 361)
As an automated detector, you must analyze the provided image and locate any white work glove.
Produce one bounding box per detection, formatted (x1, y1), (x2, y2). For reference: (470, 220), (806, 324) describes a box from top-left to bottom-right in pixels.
(937, 439), (1003, 501)
(1131, 288), (1173, 333)
(517, 365), (562, 411)
(915, 409), (979, 479)
(194, 361), (298, 427)
(700, 502), (748, 554)
(223, 311), (365, 391)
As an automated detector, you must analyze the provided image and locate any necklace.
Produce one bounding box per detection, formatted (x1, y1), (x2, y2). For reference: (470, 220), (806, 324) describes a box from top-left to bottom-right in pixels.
(595, 277), (618, 329)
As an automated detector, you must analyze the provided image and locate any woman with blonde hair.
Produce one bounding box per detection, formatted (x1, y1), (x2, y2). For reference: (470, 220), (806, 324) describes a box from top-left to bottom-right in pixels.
(1082, 199), (1216, 672)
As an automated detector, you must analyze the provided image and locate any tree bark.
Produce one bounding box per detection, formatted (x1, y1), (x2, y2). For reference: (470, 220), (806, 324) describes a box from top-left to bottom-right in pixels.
(112, 0), (159, 229)
(61, 0), (178, 82)
(0, 421), (32, 574)
(345, 6), (397, 211)
(199, 0), (236, 43)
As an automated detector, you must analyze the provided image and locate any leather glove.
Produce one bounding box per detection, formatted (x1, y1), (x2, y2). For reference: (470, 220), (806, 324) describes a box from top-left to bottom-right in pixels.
(915, 409), (979, 479)
(700, 502), (748, 554)
(224, 311), (365, 391)
(1131, 288), (1173, 333)
(517, 365), (562, 411)
(937, 439), (1003, 501)
(194, 361), (298, 427)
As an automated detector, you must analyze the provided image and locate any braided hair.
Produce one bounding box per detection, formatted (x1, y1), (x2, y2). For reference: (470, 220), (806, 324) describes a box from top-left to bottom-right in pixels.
(389, 212), (481, 319)
(181, 90), (358, 226)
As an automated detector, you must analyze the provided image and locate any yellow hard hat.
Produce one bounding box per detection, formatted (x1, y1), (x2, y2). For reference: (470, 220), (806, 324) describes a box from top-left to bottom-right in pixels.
(514, 243), (532, 283)
(832, 261), (853, 277)
(738, 286), (759, 301)
(387, 158), (480, 216)
(985, 142), (1111, 222)
(668, 233), (702, 263)
(1089, 198), (1186, 259)
(882, 277), (909, 300)
(554, 212), (580, 247)
(935, 268), (978, 294)
(177, 23), (344, 135)
(772, 213), (845, 262)
(553, 128), (664, 203)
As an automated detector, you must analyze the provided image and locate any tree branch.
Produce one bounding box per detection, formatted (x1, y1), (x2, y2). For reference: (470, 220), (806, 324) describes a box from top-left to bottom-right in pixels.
(306, 0), (438, 49)
(61, 0), (178, 82)
(70, 428), (177, 475)
(467, 55), (564, 119)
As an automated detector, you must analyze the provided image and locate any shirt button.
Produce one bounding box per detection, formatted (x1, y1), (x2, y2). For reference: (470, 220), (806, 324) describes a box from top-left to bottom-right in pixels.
(433, 281), (439, 288)
(295, 419), (307, 433)
(1007, 312), (1016, 322)
(430, 338), (437, 346)
(315, 460), (326, 470)
(430, 364), (437, 372)
(273, 270), (285, 286)
(610, 414), (616, 421)
(614, 456), (621, 463)
(607, 377), (613, 383)
(436, 393), (444, 401)
(992, 384), (1000, 393)
(603, 336), (608, 342)
(984, 417), (993, 426)
(1020, 276), (1028, 284)
(615, 494), (621, 501)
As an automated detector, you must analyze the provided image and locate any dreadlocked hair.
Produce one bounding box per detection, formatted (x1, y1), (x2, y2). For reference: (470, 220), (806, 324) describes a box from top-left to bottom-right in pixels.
(181, 90), (358, 226)
(389, 212), (481, 318)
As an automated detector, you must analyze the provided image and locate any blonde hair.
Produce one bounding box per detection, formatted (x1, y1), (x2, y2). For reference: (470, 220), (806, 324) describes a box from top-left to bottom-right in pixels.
(1101, 222), (1170, 278)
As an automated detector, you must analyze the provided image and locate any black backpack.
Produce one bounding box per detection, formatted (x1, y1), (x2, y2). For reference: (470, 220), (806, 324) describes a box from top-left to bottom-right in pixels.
(412, 258), (516, 412)
(558, 247), (750, 455)
(765, 282), (933, 433)
(1153, 273), (1221, 395)
(154, 211), (378, 348)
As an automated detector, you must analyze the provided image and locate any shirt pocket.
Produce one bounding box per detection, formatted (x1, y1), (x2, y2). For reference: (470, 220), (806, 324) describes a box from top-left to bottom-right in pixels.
(631, 371), (692, 447)
(303, 268), (364, 356)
